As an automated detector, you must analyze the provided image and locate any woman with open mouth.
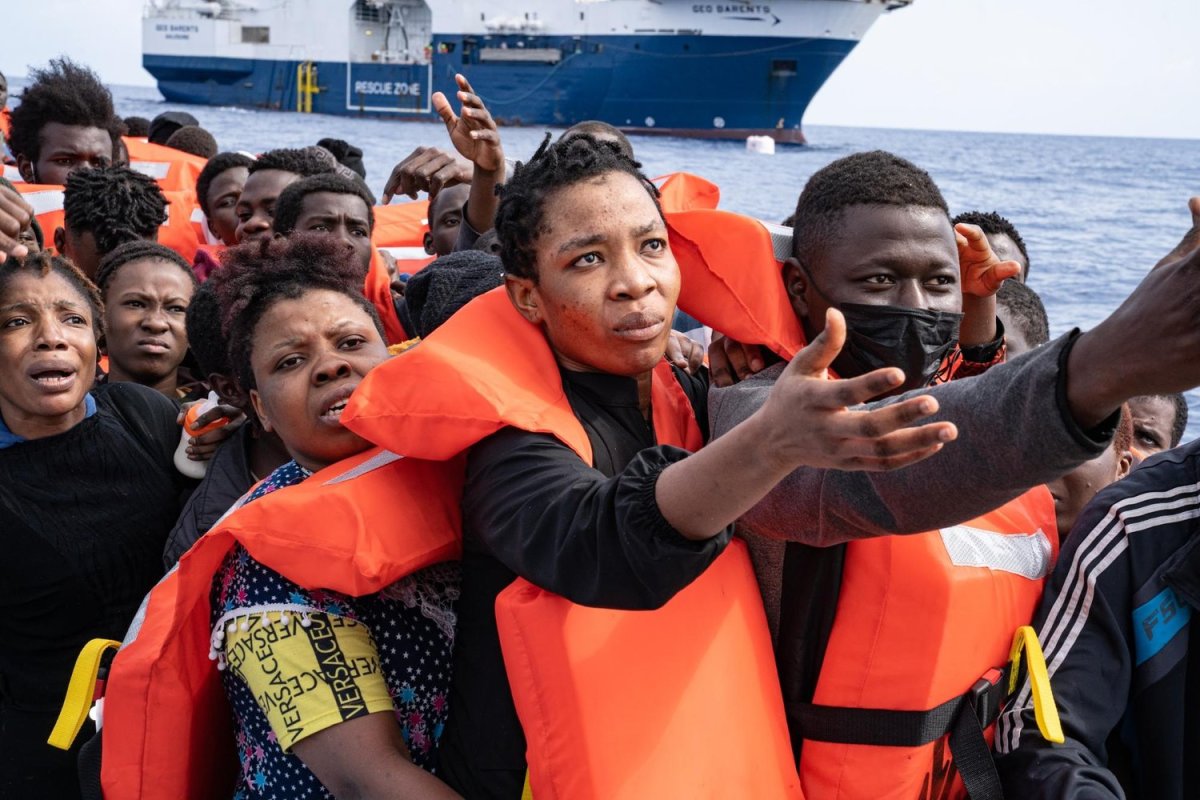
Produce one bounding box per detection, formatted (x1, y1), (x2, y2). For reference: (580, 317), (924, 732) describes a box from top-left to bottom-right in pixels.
(0, 252), (195, 799)
(197, 233), (462, 799)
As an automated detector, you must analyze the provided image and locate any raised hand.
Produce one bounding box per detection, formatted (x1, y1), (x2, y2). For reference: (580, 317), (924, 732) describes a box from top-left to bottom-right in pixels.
(757, 308), (956, 472)
(431, 74), (504, 174)
(381, 146), (473, 204)
(955, 222), (1022, 297)
(0, 184), (34, 264)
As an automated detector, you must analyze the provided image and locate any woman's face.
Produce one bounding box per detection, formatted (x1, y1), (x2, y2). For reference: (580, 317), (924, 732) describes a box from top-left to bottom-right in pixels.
(103, 258), (194, 394)
(507, 171), (680, 377)
(248, 288), (388, 473)
(0, 271), (97, 438)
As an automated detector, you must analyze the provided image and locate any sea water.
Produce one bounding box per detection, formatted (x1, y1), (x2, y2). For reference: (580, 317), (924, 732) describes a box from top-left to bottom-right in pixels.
(105, 84), (1200, 440)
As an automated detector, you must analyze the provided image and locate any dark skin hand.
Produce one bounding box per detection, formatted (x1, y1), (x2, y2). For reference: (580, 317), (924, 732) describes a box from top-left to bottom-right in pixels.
(1153, 196), (1200, 269)
(431, 73), (505, 236)
(0, 185), (33, 264)
(664, 330), (705, 374)
(176, 402), (245, 462)
(382, 146), (472, 204)
(1067, 236), (1200, 429)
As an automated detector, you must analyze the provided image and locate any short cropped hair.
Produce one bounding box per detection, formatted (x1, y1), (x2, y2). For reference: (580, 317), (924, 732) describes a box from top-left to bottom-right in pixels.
(952, 210), (1031, 279)
(249, 146), (339, 178)
(123, 116), (151, 137)
(495, 133), (659, 281)
(63, 166), (167, 255)
(195, 152), (254, 217)
(996, 279), (1050, 349)
(272, 173), (376, 236)
(210, 233), (383, 391)
(791, 150), (948, 265)
(165, 125), (218, 159)
(9, 58), (116, 164)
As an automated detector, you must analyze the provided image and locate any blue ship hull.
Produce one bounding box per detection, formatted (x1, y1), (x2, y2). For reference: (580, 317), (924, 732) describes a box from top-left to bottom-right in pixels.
(144, 33), (858, 142)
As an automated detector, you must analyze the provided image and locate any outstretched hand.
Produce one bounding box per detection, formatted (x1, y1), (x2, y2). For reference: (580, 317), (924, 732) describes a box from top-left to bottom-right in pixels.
(431, 74), (504, 174)
(758, 309), (957, 472)
(955, 222), (1021, 297)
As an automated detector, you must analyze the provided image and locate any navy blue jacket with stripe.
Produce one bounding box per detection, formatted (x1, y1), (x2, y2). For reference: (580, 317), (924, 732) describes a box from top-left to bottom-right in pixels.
(995, 438), (1200, 799)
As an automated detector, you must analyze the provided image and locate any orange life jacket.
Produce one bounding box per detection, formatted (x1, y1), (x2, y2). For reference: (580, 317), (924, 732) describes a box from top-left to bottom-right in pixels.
(0, 108), (12, 142)
(122, 137), (207, 195)
(97, 448), (464, 799)
(345, 288), (802, 799)
(666, 198), (1058, 800)
(366, 246), (407, 344)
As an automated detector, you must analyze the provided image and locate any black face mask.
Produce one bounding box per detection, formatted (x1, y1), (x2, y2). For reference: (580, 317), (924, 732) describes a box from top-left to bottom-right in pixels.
(832, 302), (963, 393)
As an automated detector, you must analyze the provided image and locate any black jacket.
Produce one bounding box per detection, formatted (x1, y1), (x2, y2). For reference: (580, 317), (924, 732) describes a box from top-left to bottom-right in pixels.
(995, 439), (1200, 799)
(437, 365), (731, 800)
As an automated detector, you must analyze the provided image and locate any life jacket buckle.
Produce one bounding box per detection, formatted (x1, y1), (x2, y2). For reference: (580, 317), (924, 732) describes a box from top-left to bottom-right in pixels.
(967, 666), (1009, 727)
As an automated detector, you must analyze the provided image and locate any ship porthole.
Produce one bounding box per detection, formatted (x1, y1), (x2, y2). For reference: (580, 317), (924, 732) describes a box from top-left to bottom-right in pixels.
(645, 116), (655, 128)
(713, 116), (725, 129)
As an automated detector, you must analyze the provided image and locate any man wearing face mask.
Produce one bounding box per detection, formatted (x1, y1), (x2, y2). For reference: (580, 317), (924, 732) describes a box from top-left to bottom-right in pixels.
(686, 152), (1200, 800)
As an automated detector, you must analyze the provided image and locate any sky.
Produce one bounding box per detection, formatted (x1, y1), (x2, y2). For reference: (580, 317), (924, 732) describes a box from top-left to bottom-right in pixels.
(3, 0), (1197, 140)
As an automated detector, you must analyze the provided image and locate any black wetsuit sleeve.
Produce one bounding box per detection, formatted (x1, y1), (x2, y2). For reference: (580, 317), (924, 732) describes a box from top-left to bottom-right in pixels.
(462, 428), (731, 610)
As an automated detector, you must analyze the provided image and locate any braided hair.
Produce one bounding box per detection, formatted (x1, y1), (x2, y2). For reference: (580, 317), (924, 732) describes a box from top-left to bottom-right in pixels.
(63, 166), (167, 255)
(495, 133), (659, 281)
(210, 233), (383, 391)
(95, 240), (197, 294)
(791, 150), (949, 265)
(0, 252), (104, 338)
(8, 58), (115, 165)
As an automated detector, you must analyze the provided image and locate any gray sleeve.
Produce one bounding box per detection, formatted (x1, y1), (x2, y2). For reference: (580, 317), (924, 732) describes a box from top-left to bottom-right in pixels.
(709, 333), (1112, 546)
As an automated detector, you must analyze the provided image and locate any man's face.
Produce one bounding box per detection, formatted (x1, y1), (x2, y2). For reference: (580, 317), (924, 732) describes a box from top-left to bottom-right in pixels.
(235, 169), (298, 244)
(293, 191), (373, 274)
(985, 232), (1027, 282)
(18, 123), (113, 185)
(1127, 395), (1178, 457)
(205, 165), (249, 246)
(785, 204), (961, 340)
(423, 184), (469, 257)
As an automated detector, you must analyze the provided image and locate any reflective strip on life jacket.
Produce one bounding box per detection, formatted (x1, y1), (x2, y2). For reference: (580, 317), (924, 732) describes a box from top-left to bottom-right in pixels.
(665, 193), (1057, 800)
(123, 137), (207, 194)
(98, 447), (463, 799)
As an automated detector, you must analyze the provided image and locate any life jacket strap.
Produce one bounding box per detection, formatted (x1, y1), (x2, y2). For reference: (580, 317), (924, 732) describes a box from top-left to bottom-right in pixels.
(789, 665), (1009, 800)
(47, 638), (120, 751)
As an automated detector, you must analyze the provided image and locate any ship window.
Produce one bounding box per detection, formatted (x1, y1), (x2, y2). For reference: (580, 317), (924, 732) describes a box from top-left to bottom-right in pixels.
(242, 26), (270, 44)
(771, 59), (797, 77)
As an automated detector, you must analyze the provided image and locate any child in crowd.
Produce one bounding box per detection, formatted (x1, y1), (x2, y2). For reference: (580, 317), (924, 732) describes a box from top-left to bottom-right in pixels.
(233, 147), (338, 244)
(95, 241), (198, 399)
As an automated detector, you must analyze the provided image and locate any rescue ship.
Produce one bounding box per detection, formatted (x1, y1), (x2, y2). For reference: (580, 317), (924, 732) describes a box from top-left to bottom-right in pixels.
(142, 0), (910, 143)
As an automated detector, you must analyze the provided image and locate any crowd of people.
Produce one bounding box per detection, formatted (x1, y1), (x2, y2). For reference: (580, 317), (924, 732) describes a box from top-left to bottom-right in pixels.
(0, 55), (1197, 800)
